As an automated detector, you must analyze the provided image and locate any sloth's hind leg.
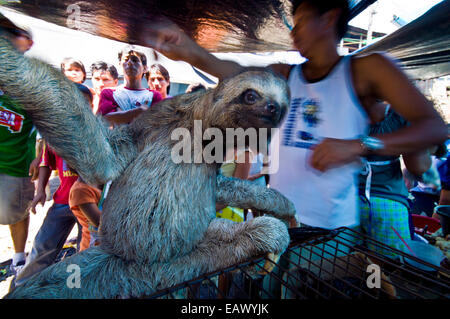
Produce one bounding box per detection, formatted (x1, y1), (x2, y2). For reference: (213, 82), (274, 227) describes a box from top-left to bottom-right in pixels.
(152, 216), (290, 291)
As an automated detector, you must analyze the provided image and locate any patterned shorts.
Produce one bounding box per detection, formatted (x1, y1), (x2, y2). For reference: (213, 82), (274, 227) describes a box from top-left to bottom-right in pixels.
(359, 196), (411, 258)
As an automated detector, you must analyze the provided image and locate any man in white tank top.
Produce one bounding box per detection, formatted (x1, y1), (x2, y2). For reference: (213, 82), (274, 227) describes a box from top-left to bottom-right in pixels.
(144, 0), (447, 230)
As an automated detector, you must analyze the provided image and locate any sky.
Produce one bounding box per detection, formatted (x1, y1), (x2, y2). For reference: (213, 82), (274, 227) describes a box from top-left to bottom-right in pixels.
(349, 0), (443, 35)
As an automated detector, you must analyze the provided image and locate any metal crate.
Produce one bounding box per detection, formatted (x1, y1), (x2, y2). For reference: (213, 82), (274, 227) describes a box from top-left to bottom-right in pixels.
(147, 227), (450, 299)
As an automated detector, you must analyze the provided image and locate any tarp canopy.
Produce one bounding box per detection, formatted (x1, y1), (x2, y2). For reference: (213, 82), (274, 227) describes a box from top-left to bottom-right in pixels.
(0, 0), (375, 52)
(0, 6), (306, 88)
(355, 0), (450, 80)
(1, 0), (447, 80)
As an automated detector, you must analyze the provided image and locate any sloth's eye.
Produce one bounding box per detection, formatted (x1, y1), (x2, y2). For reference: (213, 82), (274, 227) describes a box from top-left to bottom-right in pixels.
(243, 89), (259, 105)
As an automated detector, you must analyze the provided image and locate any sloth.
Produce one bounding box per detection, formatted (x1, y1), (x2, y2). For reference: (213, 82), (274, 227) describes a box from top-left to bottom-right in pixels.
(0, 35), (296, 298)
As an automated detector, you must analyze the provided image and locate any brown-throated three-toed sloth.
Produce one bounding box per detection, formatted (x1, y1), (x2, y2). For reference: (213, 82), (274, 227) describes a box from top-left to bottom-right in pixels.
(0, 35), (295, 298)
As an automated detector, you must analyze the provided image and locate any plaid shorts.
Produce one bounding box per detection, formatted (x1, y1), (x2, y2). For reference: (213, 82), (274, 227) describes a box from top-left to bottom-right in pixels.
(359, 196), (411, 258)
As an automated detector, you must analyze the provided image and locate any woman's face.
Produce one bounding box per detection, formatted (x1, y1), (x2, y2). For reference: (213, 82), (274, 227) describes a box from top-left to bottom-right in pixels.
(148, 70), (169, 97)
(64, 65), (85, 84)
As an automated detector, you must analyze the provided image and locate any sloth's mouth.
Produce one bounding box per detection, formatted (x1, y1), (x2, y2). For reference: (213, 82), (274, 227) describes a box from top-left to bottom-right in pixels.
(253, 111), (281, 126)
(258, 114), (277, 122)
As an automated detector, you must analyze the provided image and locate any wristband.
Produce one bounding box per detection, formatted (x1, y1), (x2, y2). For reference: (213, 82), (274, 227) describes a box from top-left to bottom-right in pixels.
(359, 135), (385, 152)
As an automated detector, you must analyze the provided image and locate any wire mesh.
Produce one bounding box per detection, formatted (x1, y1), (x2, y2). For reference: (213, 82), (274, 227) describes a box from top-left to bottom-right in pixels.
(146, 227), (450, 299)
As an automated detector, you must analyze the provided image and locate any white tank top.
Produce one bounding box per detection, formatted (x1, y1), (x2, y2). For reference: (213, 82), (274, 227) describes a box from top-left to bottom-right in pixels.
(269, 56), (369, 229)
(113, 87), (155, 111)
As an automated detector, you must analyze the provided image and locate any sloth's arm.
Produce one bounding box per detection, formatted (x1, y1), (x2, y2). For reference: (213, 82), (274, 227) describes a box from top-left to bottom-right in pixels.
(216, 174), (297, 225)
(0, 36), (136, 185)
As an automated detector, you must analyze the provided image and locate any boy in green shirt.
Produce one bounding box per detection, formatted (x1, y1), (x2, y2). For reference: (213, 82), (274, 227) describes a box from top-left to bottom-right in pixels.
(0, 14), (35, 274)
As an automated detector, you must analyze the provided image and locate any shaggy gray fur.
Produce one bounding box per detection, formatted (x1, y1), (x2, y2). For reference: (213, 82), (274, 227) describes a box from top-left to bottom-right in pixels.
(0, 36), (295, 298)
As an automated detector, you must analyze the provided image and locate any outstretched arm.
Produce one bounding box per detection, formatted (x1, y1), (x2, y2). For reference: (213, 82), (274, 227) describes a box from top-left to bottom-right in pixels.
(216, 174), (297, 227)
(142, 21), (244, 81)
(0, 36), (136, 185)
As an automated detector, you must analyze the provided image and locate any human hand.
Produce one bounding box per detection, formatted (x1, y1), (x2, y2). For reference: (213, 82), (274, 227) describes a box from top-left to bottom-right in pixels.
(28, 157), (40, 181)
(310, 138), (363, 172)
(141, 20), (198, 63)
(29, 190), (46, 214)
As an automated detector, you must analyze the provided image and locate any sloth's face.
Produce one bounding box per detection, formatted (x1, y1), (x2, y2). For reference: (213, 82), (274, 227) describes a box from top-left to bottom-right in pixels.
(234, 87), (288, 129)
(210, 69), (290, 131)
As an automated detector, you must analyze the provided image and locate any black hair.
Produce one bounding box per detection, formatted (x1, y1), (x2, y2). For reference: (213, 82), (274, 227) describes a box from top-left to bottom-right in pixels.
(291, 0), (350, 40)
(90, 61), (119, 80)
(118, 45), (147, 67)
(61, 57), (87, 83)
(147, 64), (170, 82)
(146, 64), (171, 94)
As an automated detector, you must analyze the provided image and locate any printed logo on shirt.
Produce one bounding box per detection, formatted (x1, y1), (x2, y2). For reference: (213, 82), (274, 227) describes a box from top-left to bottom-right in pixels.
(282, 97), (321, 149)
(302, 99), (321, 128)
(62, 159), (78, 177)
(0, 105), (24, 133)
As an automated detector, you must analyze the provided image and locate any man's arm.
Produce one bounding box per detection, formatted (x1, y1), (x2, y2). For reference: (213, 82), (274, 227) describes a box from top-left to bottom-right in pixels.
(28, 138), (44, 181)
(78, 203), (101, 228)
(357, 53), (447, 155)
(438, 156), (450, 206)
(29, 166), (51, 214)
(103, 107), (146, 125)
(402, 150), (432, 178)
(143, 22), (244, 80)
(310, 53), (447, 172)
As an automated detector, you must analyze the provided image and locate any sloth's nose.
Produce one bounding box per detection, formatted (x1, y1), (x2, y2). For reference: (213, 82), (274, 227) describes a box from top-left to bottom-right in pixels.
(266, 102), (280, 121)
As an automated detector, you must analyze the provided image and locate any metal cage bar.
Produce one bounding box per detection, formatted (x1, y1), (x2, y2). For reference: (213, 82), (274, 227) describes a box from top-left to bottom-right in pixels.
(146, 227), (450, 299)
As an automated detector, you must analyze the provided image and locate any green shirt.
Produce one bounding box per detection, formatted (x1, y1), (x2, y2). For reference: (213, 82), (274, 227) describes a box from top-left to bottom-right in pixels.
(0, 91), (36, 177)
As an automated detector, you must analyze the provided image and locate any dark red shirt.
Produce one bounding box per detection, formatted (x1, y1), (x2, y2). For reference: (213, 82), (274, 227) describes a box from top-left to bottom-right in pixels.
(40, 144), (78, 205)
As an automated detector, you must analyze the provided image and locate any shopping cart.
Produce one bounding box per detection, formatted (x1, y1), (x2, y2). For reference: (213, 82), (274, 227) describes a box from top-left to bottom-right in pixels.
(147, 226), (450, 299)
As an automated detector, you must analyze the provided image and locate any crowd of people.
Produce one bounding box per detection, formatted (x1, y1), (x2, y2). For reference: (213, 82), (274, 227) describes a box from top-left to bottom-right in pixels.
(0, 0), (449, 293)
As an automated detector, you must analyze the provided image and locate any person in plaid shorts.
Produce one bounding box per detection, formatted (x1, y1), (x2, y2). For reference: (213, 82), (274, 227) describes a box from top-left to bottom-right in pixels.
(359, 103), (433, 257)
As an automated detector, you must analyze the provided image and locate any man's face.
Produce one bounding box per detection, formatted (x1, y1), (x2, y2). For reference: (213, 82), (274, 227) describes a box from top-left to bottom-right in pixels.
(120, 52), (146, 79)
(290, 3), (327, 58)
(91, 70), (118, 94)
(148, 70), (169, 96)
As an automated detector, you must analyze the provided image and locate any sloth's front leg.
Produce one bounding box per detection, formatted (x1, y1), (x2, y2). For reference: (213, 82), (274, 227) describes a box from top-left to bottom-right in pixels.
(215, 174), (298, 227)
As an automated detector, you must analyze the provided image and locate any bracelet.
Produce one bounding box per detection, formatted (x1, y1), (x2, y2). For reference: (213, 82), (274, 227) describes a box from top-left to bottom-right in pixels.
(359, 135), (385, 153)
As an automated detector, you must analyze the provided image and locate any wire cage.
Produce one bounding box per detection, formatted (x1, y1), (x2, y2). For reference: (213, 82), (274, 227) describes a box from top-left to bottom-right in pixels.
(147, 227), (450, 299)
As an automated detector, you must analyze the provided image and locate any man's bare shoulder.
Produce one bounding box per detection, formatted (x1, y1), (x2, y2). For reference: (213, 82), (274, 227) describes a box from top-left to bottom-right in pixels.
(351, 52), (400, 77)
(268, 63), (292, 80)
